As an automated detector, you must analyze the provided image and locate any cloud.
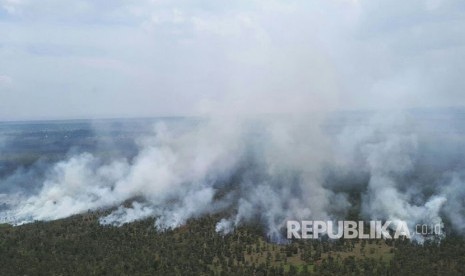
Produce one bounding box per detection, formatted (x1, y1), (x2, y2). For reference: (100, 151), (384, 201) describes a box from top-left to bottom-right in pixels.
(0, 75), (12, 86)
(0, 0), (464, 119)
(0, 0), (23, 15)
(330, 0), (465, 109)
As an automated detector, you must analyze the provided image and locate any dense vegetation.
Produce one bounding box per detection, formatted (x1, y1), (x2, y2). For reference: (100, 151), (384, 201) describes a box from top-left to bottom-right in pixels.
(0, 212), (464, 275)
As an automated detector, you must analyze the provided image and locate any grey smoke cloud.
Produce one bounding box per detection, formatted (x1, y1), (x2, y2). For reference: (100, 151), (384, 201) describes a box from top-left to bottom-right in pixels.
(2, 110), (465, 243)
(1, 0), (465, 120)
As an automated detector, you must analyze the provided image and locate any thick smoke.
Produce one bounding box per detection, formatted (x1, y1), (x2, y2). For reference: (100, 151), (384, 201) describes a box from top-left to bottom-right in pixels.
(328, 111), (465, 239)
(334, 113), (445, 234)
(0, 115), (331, 237)
(1, 110), (465, 242)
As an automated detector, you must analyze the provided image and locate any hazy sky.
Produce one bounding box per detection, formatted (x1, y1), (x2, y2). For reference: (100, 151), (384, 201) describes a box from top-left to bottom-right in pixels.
(0, 0), (464, 120)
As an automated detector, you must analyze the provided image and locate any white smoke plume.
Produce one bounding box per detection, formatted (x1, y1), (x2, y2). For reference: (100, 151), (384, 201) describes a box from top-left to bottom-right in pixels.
(1, 110), (464, 242)
(0, 115), (332, 238)
(330, 111), (465, 239)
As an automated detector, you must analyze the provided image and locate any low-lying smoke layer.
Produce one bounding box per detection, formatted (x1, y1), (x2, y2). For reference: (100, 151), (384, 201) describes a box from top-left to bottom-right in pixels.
(1, 111), (465, 241)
